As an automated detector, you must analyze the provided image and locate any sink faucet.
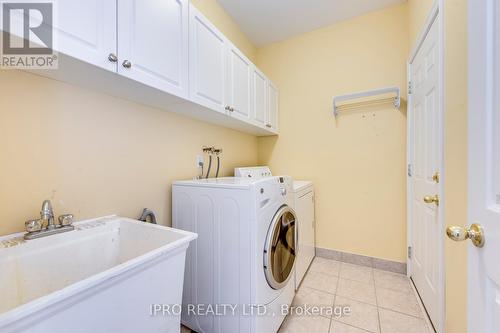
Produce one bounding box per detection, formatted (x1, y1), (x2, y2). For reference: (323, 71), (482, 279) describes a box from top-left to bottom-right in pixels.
(40, 199), (55, 230)
(24, 200), (75, 240)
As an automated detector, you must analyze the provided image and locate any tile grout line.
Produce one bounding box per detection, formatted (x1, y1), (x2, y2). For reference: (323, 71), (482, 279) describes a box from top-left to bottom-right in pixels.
(327, 291), (425, 320)
(372, 266), (383, 333)
(329, 264), (342, 333)
(376, 304), (425, 320)
(338, 322), (374, 333)
(409, 278), (436, 333)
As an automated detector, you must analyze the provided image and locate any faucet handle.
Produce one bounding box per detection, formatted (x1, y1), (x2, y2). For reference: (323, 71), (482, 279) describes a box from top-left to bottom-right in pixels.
(25, 219), (42, 233)
(58, 214), (74, 226)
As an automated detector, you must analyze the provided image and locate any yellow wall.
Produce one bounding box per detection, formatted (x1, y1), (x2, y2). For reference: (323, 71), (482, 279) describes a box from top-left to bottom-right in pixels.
(443, 1), (468, 332)
(408, 0), (468, 332)
(0, 2), (258, 236)
(0, 71), (258, 236)
(191, 0), (257, 62)
(257, 4), (409, 263)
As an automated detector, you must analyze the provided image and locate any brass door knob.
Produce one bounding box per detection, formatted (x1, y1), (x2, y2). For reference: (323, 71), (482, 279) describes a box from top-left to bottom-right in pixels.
(432, 172), (440, 183)
(446, 223), (485, 248)
(423, 194), (439, 206)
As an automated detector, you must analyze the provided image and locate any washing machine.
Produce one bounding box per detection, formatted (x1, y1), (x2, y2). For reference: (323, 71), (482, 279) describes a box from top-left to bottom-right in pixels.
(234, 167), (316, 289)
(172, 176), (296, 333)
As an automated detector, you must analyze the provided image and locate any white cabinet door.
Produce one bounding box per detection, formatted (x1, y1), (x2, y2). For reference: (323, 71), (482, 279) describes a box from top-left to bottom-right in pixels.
(5, 0), (117, 72)
(56, 0), (117, 72)
(189, 5), (227, 113)
(252, 68), (268, 127)
(267, 81), (279, 132)
(227, 44), (252, 122)
(118, 0), (188, 98)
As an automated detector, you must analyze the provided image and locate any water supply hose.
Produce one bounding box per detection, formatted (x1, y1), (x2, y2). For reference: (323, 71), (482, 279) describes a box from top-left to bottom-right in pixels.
(205, 155), (212, 179)
(215, 155), (220, 178)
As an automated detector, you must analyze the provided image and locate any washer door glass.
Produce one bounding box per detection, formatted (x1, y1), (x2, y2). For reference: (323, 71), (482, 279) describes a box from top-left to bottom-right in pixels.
(264, 206), (296, 290)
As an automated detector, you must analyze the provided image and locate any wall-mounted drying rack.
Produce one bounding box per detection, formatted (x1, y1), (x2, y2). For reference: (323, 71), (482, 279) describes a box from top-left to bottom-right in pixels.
(333, 86), (401, 117)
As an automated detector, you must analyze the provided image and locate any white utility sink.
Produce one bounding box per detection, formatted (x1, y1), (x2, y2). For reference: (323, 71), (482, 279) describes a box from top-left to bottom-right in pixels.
(0, 216), (197, 333)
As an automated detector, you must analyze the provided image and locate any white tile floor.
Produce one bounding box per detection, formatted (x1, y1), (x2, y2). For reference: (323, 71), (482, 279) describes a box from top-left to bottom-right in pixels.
(181, 257), (435, 333)
(279, 257), (434, 333)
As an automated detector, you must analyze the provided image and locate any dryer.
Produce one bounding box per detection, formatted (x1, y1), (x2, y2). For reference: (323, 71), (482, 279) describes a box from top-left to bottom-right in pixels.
(172, 176), (296, 333)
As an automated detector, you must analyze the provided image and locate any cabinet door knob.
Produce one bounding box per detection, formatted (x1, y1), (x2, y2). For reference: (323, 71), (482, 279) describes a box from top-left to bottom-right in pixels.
(225, 106), (231, 111)
(266, 124), (272, 128)
(122, 60), (132, 68)
(108, 53), (118, 63)
(229, 107), (234, 112)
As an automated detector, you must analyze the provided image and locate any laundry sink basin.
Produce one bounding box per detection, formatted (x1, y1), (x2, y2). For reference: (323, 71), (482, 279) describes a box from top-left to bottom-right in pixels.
(0, 216), (197, 333)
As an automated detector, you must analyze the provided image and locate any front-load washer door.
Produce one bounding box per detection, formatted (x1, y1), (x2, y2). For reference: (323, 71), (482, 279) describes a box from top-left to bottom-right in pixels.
(264, 205), (297, 290)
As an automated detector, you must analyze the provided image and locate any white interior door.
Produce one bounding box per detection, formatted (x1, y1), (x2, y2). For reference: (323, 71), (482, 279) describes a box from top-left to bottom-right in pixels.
(409, 13), (441, 329)
(467, 1), (500, 332)
(118, 0), (188, 97)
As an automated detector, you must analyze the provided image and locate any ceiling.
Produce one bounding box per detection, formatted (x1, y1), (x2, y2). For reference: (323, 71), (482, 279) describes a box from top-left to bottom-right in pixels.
(217, 0), (406, 47)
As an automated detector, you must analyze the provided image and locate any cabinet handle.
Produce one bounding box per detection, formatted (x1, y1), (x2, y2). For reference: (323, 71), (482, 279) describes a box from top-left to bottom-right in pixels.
(108, 53), (118, 63)
(266, 124), (272, 128)
(122, 60), (132, 68)
(225, 106), (234, 112)
(229, 107), (234, 112)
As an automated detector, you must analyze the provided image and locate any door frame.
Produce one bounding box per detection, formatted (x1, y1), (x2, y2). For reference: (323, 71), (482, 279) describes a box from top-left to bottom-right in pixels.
(406, 2), (445, 332)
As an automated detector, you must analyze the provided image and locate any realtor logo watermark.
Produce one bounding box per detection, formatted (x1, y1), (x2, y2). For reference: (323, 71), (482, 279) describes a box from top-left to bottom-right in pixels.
(150, 303), (352, 319)
(1, 1), (57, 69)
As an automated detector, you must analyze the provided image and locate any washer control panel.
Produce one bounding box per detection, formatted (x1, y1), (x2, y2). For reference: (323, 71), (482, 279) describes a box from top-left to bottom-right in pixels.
(234, 166), (272, 179)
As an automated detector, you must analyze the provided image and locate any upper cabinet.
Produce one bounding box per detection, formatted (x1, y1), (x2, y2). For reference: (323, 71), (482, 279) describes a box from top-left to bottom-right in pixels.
(56, 0), (188, 96)
(267, 81), (279, 132)
(252, 67), (268, 128)
(187, 4), (278, 133)
(189, 5), (228, 113)
(226, 44), (253, 122)
(5, 1), (278, 136)
(118, 0), (189, 98)
(47, 0), (117, 72)
(252, 68), (279, 133)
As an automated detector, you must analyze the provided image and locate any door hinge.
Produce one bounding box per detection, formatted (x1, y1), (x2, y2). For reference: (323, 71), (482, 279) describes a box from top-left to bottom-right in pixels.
(408, 246), (412, 259)
(408, 164), (412, 177)
(408, 81), (413, 95)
